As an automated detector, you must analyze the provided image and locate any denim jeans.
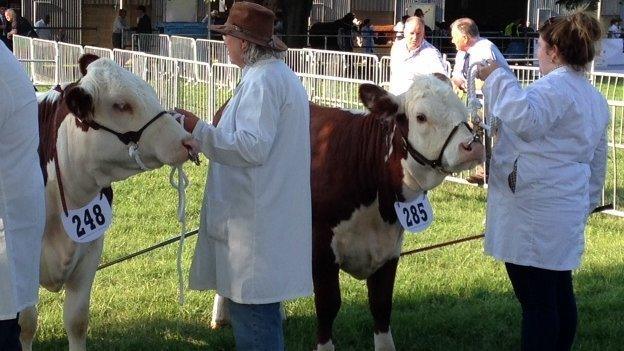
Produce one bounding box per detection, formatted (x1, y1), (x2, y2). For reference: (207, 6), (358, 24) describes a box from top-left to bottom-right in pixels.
(229, 299), (284, 351)
(505, 262), (577, 351)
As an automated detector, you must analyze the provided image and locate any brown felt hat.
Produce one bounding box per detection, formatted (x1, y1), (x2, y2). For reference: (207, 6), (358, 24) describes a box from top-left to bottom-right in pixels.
(210, 1), (287, 52)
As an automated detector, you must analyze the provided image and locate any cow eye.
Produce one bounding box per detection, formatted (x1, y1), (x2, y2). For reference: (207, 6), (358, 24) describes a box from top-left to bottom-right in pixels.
(113, 102), (132, 113)
(416, 113), (427, 123)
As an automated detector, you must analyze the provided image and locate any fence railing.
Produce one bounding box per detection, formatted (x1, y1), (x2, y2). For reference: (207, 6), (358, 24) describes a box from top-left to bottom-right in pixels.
(12, 34), (624, 216)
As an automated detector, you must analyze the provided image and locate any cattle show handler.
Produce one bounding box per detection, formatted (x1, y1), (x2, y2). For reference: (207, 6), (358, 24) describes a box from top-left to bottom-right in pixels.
(477, 10), (609, 351)
(174, 2), (312, 350)
(0, 36), (46, 350)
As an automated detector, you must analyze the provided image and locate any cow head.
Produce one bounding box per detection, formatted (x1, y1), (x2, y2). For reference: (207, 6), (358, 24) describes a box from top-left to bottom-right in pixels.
(360, 74), (484, 191)
(62, 54), (192, 185)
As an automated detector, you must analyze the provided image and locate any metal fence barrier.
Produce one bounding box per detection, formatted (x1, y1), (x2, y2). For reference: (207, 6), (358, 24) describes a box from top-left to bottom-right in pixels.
(12, 34), (623, 216)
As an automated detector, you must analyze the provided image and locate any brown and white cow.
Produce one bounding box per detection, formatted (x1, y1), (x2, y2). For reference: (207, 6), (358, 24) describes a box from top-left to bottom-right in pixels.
(210, 74), (484, 350)
(19, 54), (194, 351)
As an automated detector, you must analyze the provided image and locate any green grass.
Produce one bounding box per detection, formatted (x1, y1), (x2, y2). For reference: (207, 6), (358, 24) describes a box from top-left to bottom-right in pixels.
(32, 161), (623, 350)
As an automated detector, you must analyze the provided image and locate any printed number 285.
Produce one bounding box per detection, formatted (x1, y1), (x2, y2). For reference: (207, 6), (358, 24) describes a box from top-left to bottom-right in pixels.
(402, 203), (427, 227)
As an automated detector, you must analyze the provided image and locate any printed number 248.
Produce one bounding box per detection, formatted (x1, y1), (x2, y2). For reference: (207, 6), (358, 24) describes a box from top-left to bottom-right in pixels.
(402, 203), (427, 226)
(71, 205), (106, 237)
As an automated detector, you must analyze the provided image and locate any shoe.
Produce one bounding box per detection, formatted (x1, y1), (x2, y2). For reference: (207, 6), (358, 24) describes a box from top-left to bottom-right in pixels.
(467, 174), (485, 185)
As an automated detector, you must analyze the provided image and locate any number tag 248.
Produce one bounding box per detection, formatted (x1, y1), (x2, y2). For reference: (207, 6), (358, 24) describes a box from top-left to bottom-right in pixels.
(394, 193), (434, 233)
(61, 193), (112, 243)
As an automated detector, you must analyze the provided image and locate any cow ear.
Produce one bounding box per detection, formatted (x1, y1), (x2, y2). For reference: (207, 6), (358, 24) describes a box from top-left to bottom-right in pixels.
(65, 85), (94, 121)
(78, 54), (99, 76)
(359, 84), (398, 115)
(432, 73), (453, 88)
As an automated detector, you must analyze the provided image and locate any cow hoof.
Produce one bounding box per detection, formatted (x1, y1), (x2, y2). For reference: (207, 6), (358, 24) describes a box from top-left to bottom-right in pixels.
(210, 320), (229, 330)
(315, 340), (335, 351)
(374, 329), (395, 351)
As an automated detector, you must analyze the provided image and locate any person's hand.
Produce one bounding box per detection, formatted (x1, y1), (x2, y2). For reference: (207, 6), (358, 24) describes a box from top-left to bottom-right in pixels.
(451, 76), (467, 92)
(173, 107), (200, 133)
(476, 59), (500, 81)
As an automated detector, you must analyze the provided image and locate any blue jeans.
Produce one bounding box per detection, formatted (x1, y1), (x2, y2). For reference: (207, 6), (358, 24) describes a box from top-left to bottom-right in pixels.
(228, 299), (284, 351)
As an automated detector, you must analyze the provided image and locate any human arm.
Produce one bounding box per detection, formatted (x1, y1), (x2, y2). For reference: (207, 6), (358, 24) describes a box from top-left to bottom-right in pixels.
(185, 80), (279, 167)
(588, 120), (608, 212)
(481, 65), (567, 142)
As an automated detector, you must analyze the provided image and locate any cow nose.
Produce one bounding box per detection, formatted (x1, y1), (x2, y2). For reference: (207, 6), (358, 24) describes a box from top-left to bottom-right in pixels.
(182, 138), (201, 165)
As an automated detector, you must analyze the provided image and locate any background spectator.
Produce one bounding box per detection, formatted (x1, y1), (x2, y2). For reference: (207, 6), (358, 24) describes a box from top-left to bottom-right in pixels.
(5, 9), (37, 39)
(393, 15), (409, 41)
(359, 18), (374, 53)
(112, 8), (128, 49)
(413, 8), (432, 36)
(389, 16), (446, 95)
(608, 18), (621, 38)
(135, 5), (151, 34)
(34, 14), (51, 40)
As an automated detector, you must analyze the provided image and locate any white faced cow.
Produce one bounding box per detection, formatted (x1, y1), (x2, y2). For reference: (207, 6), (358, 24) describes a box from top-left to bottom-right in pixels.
(210, 74), (484, 351)
(19, 54), (194, 351)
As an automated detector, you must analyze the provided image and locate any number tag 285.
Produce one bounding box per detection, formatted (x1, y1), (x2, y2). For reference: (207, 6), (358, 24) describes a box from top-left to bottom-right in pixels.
(61, 193), (112, 243)
(394, 193), (434, 233)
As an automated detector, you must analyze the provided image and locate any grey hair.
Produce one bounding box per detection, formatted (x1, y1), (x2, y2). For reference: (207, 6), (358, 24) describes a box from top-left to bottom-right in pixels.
(243, 41), (286, 65)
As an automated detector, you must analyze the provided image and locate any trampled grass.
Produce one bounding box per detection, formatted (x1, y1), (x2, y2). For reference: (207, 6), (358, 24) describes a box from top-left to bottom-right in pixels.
(32, 160), (623, 350)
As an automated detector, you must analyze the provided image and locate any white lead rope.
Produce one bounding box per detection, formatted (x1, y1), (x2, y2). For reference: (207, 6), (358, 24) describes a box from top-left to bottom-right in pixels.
(171, 114), (190, 305)
(467, 61), (491, 132)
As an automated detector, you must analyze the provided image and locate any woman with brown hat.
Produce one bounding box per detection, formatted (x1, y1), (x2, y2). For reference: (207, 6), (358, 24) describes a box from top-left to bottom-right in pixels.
(175, 2), (312, 350)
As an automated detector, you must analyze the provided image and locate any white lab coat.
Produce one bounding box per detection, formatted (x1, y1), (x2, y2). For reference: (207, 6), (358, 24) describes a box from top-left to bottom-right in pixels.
(482, 66), (609, 271)
(188, 58), (313, 304)
(0, 43), (45, 320)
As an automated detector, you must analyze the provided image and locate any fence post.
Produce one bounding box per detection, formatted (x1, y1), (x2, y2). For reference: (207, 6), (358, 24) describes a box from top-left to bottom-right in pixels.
(54, 41), (60, 86)
(174, 59), (179, 109)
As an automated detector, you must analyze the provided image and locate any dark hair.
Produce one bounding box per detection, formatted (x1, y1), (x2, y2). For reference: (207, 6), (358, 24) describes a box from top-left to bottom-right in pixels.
(414, 8), (424, 17)
(539, 11), (602, 71)
(138, 5), (146, 12)
(401, 15), (410, 22)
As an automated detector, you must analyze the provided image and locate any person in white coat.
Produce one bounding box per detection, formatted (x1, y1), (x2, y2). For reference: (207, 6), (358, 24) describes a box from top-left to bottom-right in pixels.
(477, 11), (608, 351)
(0, 35), (45, 350)
(174, 2), (312, 350)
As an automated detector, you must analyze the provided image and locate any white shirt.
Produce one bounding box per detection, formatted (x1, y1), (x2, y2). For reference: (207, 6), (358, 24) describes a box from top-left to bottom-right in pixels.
(482, 67), (609, 271)
(188, 58), (313, 304)
(0, 42), (45, 320)
(452, 37), (510, 84)
(608, 24), (621, 38)
(34, 19), (51, 40)
(389, 39), (446, 95)
(112, 16), (128, 34)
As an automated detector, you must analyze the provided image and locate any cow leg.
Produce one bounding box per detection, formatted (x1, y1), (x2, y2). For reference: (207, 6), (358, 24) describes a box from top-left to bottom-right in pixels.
(211, 294), (230, 329)
(63, 240), (103, 351)
(367, 257), (399, 351)
(18, 306), (38, 351)
(313, 226), (341, 351)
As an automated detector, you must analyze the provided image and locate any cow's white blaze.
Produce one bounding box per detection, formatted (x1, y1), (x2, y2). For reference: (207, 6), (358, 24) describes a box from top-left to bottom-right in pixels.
(400, 75), (483, 190)
(331, 198), (404, 279)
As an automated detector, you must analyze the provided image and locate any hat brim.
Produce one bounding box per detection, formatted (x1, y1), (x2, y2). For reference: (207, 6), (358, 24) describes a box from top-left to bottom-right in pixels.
(210, 24), (288, 52)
